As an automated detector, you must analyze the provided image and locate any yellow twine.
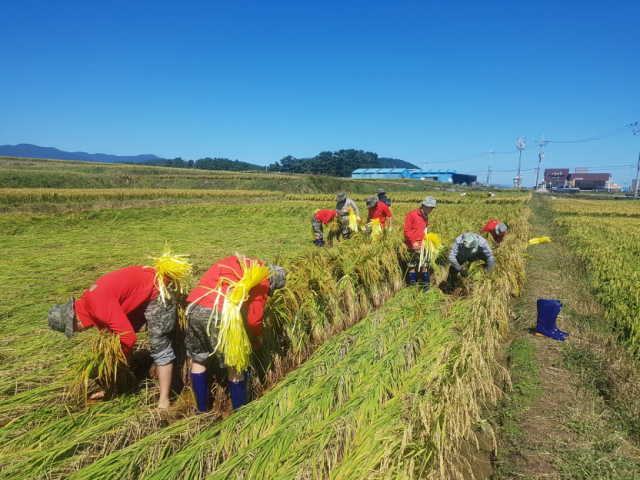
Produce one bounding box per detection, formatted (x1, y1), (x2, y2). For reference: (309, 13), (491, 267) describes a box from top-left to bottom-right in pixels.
(190, 254), (270, 373)
(348, 207), (359, 232)
(529, 236), (551, 245)
(419, 231), (442, 267)
(146, 245), (192, 304)
(366, 218), (383, 241)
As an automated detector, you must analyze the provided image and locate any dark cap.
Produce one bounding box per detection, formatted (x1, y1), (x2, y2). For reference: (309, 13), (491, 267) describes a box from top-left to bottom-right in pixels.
(48, 297), (75, 339)
(336, 192), (347, 201)
(366, 196), (378, 208)
(377, 188), (386, 195)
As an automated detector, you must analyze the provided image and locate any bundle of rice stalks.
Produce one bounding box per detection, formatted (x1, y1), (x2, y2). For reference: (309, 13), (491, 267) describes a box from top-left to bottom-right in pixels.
(326, 216), (343, 245)
(67, 330), (137, 404)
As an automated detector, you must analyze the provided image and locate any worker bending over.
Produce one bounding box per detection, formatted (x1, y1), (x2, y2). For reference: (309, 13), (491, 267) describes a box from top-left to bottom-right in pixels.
(366, 196), (393, 231)
(311, 209), (339, 247)
(448, 232), (495, 280)
(48, 266), (177, 409)
(404, 196), (437, 287)
(336, 192), (360, 239)
(481, 220), (508, 247)
(185, 255), (286, 412)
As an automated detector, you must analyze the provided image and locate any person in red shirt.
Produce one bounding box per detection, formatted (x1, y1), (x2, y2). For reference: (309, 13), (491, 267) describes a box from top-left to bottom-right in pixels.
(311, 209), (339, 247)
(48, 266), (177, 409)
(185, 255), (286, 412)
(365, 196), (393, 230)
(403, 197), (437, 287)
(481, 220), (508, 247)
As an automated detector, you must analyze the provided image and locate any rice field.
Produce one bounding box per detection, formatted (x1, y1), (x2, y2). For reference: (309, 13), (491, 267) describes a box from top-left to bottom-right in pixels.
(0, 162), (531, 479)
(551, 199), (640, 353)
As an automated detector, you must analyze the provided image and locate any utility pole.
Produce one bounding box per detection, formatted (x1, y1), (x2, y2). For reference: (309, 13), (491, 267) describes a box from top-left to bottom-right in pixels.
(634, 149), (640, 199)
(535, 135), (549, 190)
(486, 148), (493, 185)
(514, 138), (526, 188)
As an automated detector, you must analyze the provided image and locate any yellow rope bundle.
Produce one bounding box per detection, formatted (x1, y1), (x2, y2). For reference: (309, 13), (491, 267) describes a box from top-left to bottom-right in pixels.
(366, 218), (383, 241)
(146, 245), (192, 304)
(419, 231), (442, 267)
(348, 207), (359, 232)
(211, 254), (270, 373)
(529, 236), (551, 245)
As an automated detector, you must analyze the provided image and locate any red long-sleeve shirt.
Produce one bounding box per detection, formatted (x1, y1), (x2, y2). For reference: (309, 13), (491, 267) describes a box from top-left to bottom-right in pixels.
(482, 220), (506, 244)
(74, 266), (160, 358)
(314, 209), (339, 225)
(186, 256), (270, 340)
(404, 208), (429, 249)
(367, 202), (393, 227)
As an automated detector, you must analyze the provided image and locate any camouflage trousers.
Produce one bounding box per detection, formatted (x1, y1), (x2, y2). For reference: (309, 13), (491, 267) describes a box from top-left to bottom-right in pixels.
(185, 303), (226, 367)
(340, 215), (351, 236)
(145, 289), (177, 366)
(407, 249), (428, 269)
(311, 215), (324, 237)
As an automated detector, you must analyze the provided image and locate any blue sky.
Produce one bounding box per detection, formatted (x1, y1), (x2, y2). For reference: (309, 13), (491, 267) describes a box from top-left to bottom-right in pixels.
(1, 0), (638, 186)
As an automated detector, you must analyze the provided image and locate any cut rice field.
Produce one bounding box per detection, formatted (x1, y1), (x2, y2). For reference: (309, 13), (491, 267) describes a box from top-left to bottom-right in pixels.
(0, 162), (531, 479)
(551, 199), (640, 354)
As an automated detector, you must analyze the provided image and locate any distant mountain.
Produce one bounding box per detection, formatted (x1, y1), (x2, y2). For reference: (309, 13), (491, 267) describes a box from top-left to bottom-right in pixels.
(379, 157), (419, 169)
(0, 144), (162, 163)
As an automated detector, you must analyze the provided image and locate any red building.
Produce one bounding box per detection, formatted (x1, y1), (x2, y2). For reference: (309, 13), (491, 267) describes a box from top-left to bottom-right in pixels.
(544, 169), (610, 190)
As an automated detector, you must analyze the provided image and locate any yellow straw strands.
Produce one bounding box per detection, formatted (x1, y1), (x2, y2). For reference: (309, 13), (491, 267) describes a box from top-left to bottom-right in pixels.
(528, 236), (551, 245)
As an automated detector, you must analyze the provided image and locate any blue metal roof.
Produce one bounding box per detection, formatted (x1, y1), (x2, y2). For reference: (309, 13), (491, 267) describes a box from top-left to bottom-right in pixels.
(352, 168), (367, 173)
(377, 168), (393, 173)
(411, 169), (456, 174)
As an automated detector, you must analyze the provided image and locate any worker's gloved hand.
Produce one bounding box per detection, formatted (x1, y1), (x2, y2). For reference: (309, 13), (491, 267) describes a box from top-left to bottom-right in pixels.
(388, 226), (393, 232)
(412, 242), (420, 250)
(460, 269), (469, 278)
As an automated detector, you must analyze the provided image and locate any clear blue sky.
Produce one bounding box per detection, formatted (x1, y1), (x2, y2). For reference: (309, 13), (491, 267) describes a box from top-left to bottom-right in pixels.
(1, 0), (638, 186)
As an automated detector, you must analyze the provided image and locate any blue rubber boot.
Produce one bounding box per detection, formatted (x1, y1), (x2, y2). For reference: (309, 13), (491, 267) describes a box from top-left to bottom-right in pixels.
(535, 299), (567, 341)
(230, 377), (247, 410)
(422, 271), (430, 291)
(315, 238), (324, 247)
(408, 271), (417, 286)
(190, 372), (208, 413)
(538, 299), (569, 337)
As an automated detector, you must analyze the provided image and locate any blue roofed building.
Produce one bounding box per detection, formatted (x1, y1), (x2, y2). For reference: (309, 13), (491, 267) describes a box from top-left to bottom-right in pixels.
(407, 169), (477, 185)
(351, 168), (410, 179)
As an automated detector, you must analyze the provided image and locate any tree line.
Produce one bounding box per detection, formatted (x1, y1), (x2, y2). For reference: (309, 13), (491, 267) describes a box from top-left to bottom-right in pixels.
(140, 150), (417, 177)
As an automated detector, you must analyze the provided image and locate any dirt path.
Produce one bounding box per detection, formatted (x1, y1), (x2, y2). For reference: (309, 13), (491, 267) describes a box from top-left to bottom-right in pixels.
(491, 196), (640, 479)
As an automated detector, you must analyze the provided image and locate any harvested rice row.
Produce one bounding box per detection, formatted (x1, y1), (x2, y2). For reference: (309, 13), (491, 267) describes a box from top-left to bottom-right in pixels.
(0, 188), (284, 204)
(67, 205), (529, 479)
(286, 192), (531, 204)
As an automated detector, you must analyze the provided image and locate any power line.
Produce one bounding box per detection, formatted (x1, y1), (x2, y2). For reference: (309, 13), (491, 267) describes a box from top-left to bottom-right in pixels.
(547, 122), (638, 144)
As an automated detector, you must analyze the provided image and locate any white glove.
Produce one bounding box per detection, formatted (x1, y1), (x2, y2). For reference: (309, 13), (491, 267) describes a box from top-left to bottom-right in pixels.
(388, 226), (393, 232)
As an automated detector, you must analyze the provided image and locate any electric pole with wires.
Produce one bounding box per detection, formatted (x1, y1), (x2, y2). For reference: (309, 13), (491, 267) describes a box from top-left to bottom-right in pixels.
(535, 136), (549, 190)
(486, 148), (493, 186)
(513, 138), (526, 188)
